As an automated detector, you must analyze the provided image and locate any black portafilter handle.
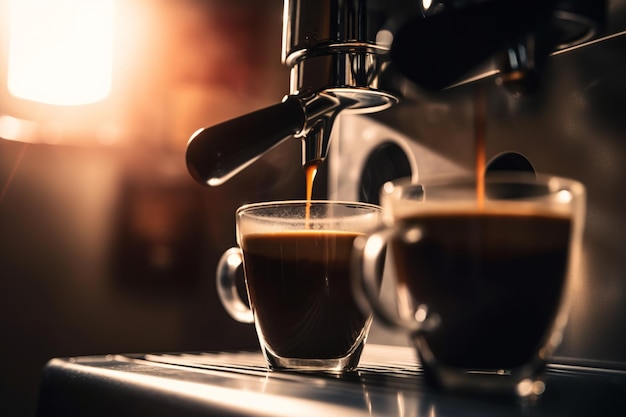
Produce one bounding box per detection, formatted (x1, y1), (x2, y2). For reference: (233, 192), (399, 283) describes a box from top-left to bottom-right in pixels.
(390, 0), (560, 91)
(186, 96), (305, 186)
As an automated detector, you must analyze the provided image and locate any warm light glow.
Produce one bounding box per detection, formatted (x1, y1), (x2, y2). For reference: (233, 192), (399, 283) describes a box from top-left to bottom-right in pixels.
(226, 251), (242, 268)
(382, 181), (395, 194)
(403, 227), (422, 244)
(7, 0), (115, 105)
(375, 29), (393, 48)
(0, 115), (35, 142)
(415, 305), (428, 322)
(556, 189), (573, 204)
(516, 378), (546, 397)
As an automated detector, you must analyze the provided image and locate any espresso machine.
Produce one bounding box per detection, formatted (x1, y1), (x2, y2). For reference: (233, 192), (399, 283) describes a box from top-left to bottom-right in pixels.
(186, 0), (607, 187)
(185, 0), (626, 360)
(37, 1), (626, 415)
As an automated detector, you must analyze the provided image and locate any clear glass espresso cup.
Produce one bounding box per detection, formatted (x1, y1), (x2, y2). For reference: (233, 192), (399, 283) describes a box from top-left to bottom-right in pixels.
(216, 200), (383, 372)
(352, 173), (586, 396)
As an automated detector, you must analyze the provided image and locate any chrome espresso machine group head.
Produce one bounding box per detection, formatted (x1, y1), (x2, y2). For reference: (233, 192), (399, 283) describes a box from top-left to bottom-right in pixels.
(185, 0), (606, 187)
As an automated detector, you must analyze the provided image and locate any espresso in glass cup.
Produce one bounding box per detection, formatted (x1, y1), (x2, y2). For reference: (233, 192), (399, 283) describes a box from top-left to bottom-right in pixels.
(352, 174), (585, 396)
(216, 200), (383, 372)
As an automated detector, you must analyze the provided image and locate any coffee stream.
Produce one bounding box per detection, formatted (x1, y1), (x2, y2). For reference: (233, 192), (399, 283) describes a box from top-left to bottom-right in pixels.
(304, 161), (319, 228)
(303, 84), (486, 214)
(474, 85), (487, 208)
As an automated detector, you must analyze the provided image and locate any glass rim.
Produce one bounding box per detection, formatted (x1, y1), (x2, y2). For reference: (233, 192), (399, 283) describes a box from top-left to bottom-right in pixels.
(382, 173), (585, 194)
(236, 200), (382, 215)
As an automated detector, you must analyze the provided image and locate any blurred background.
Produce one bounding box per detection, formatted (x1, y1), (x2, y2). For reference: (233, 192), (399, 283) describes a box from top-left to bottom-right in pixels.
(0, 1), (310, 415)
(2, 1), (626, 416)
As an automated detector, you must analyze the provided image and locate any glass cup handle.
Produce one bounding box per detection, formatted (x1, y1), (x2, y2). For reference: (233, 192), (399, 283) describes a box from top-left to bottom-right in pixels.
(352, 228), (438, 333)
(216, 247), (254, 324)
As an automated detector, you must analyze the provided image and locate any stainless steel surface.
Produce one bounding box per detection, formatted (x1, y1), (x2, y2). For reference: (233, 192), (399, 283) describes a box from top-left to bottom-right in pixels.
(282, 0), (402, 108)
(186, 0), (407, 187)
(37, 344), (626, 416)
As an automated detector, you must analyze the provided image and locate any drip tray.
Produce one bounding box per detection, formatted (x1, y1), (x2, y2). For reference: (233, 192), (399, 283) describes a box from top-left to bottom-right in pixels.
(37, 344), (626, 417)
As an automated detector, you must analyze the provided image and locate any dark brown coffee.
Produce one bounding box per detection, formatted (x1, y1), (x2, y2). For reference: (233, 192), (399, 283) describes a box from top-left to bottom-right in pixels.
(392, 210), (572, 370)
(242, 230), (367, 360)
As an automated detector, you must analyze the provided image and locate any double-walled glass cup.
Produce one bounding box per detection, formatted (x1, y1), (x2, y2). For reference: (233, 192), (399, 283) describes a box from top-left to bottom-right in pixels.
(352, 174), (586, 396)
(217, 200), (383, 372)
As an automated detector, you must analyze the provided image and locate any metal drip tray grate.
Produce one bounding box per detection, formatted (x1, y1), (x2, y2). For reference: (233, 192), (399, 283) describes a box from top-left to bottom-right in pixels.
(143, 344), (421, 374)
(139, 344), (428, 392)
(38, 344), (626, 417)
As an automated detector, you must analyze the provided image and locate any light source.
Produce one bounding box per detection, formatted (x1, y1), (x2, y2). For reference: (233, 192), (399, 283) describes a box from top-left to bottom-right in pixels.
(0, 0), (123, 145)
(7, 0), (115, 106)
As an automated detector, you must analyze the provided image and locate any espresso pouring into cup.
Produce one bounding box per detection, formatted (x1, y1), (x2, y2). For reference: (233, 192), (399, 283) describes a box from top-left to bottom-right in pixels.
(352, 173), (586, 396)
(216, 200), (383, 372)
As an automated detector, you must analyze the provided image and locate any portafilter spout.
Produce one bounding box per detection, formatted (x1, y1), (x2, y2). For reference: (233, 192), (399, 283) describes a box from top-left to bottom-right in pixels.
(185, 88), (393, 186)
(186, 90), (351, 186)
(186, 0), (402, 187)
